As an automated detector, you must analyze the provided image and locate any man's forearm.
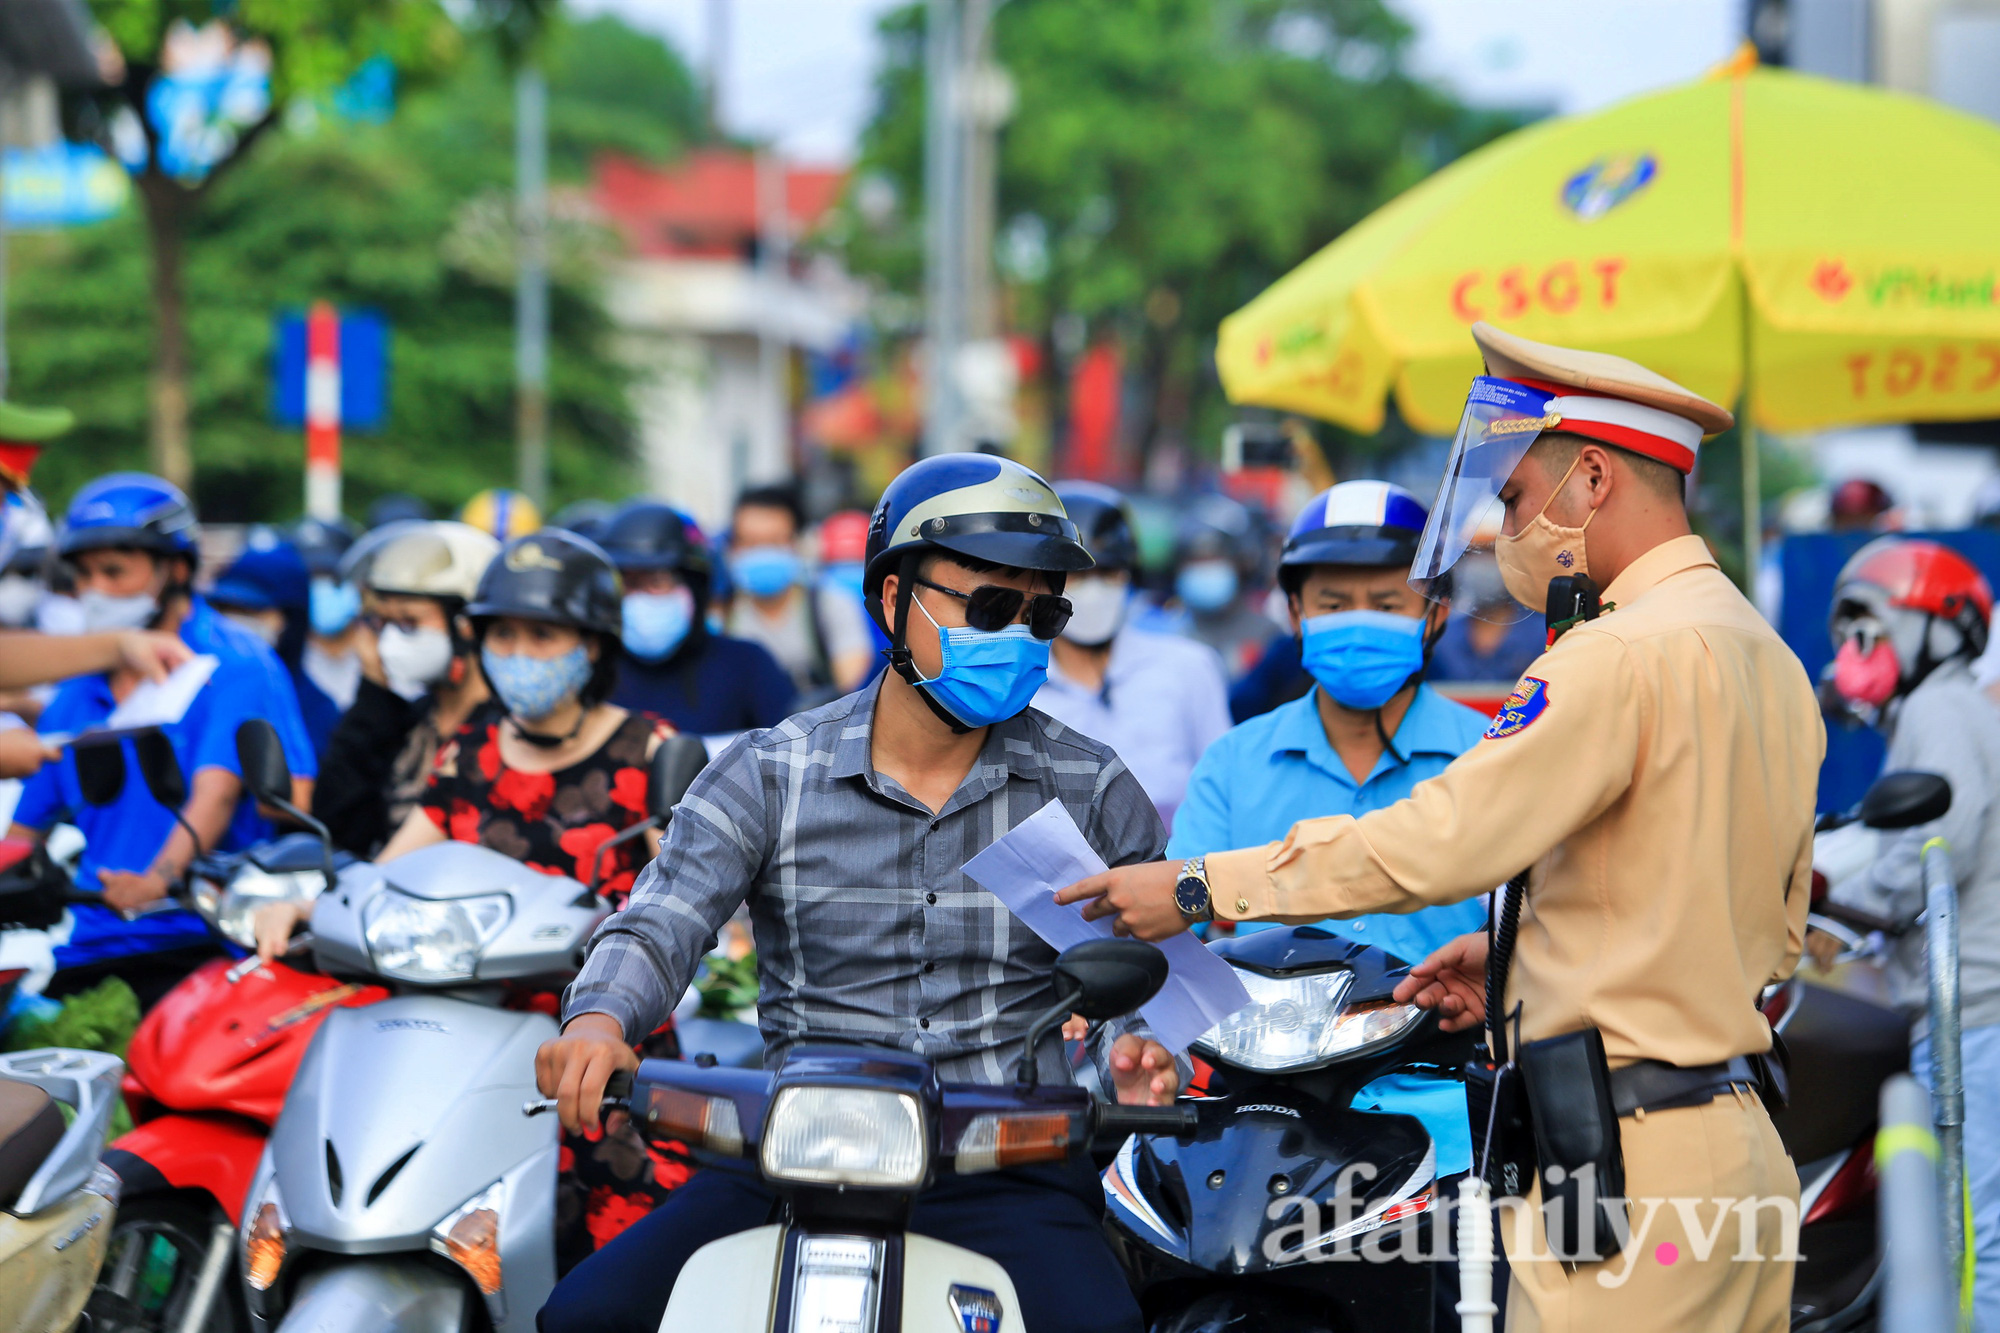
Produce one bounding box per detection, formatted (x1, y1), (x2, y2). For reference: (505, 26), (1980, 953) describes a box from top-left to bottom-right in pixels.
(562, 858), (714, 1042)
(0, 632), (127, 689)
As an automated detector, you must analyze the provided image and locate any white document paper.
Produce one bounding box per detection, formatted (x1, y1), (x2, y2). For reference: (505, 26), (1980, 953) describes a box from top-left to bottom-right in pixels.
(104, 655), (219, 731)
(962, 799), (1252, 1053)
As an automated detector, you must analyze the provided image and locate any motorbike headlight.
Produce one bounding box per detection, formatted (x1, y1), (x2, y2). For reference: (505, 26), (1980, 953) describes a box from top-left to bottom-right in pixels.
(431, 1180), (505, 1302)
(198, 865), (325, 950)
(1193, 968), (1424, 1072)
(760, 1086), (927, 1189)
(362, 890), (510, 983)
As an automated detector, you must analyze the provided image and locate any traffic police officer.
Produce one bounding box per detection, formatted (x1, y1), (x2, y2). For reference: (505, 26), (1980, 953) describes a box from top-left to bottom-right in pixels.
(1059, 322), (1824, 1332)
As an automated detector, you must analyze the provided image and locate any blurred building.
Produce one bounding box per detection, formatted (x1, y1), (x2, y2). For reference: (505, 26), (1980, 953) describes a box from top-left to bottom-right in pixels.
(1746, 0), (2000, 530)
(592, 151), (863, 530)
(1749, 0), (2000, 122)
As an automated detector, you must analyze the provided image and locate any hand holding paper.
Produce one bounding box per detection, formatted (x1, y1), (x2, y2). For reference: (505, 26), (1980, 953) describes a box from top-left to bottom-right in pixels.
(962, 800), (1251, 1054)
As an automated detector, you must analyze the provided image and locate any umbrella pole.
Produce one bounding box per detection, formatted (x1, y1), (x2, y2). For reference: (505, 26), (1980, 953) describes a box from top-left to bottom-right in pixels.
(1741, 413), (1762, 594)
(1737, 268), (1762, 597)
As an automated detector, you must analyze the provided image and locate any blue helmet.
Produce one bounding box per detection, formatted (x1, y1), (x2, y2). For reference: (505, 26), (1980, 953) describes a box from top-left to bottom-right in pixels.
(209, 530), (311, 614)
(863, 454), (1092, 608)
(60, 473), (199, 561)
(1278, 481), (1428, 592)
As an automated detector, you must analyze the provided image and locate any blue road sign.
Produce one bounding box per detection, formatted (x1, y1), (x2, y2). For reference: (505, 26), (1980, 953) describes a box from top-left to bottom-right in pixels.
(272, 310), (389, 430)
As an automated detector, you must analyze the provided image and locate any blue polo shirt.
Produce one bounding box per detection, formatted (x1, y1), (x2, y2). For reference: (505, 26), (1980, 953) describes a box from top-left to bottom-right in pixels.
(15, 597), (319, 968)
(611, 631), (798, 735)
(1168, 681), (1490, 1175)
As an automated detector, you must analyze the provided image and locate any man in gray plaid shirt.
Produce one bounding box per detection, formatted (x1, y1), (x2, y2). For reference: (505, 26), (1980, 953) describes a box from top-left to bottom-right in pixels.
(537, 456), (1178, 1333)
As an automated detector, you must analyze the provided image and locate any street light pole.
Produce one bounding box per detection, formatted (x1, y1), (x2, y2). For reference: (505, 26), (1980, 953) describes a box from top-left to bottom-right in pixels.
(922, 0), (964, 457)
(515, 64), (550, 508)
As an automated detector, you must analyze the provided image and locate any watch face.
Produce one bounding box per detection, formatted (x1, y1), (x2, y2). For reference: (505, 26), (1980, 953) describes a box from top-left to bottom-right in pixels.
(1174, 876), (1207, 916)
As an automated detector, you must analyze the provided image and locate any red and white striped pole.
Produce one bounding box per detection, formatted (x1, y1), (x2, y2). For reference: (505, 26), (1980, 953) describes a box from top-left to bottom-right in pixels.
(304, 301), (342, 520)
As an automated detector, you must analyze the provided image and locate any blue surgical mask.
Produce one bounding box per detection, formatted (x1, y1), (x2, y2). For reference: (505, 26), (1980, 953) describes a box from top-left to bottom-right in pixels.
(1176, 559), (1238, 612)
(731, 546), (802, 599)
(911, 596), (1049, 728)
(622, 588), (696, 662)
(309, 577), (361, 637)
(482, 643), (593, 721)
(1299, 609), (1428, 711)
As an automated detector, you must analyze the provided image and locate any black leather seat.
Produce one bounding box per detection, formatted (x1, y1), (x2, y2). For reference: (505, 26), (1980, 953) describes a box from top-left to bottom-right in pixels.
(0, 1076), (64, 1212)
(1770, 982), (1910, 1166)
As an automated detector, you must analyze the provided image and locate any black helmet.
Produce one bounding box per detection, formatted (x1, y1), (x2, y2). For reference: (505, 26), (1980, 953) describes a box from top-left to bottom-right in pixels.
(1174, 493), (1256, 568)
(549, 498), (615, 543)
(367, 493), (431, 529)
(863, 454), (1092, 610)
(289, 515), (359, 576)
(598, 501), (714, 606)
(468, 530), (624, 637)
(1052, 481), (1138, 572)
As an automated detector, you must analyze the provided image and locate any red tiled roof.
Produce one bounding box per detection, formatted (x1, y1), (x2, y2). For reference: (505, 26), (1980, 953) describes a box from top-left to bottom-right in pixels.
(592, 151), (846, 259)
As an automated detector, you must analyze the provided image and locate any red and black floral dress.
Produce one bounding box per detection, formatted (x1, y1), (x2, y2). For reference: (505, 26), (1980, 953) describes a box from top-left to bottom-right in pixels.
(421, 710), (694, 1271)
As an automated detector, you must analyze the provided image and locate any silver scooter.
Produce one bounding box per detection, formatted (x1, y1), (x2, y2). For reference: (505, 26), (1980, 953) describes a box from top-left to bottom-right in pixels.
(232, 720), (710, 1333)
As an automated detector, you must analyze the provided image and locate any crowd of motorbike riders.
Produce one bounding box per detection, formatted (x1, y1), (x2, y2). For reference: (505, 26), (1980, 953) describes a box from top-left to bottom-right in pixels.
(2, 397), (2000, 1333)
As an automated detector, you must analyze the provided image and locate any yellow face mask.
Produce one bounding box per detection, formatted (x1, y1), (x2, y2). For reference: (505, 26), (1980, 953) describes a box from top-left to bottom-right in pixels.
(1494, 454), (1595, 611)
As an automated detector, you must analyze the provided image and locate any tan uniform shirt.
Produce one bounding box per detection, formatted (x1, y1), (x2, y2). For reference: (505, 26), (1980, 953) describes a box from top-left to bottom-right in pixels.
(1208, 534), (1824, 1066)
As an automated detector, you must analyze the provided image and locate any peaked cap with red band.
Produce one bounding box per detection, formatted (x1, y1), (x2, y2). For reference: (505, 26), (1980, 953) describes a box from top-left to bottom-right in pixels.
(1470, 322), (1733, 475)
(0, 400), (76, 491)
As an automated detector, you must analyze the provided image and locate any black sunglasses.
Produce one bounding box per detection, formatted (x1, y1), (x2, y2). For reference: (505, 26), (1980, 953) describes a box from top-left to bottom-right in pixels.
(914, 577), (1072, 641)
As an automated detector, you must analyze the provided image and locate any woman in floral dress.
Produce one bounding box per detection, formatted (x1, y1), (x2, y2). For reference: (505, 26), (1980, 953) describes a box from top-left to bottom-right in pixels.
(259, 531), (695, 1269)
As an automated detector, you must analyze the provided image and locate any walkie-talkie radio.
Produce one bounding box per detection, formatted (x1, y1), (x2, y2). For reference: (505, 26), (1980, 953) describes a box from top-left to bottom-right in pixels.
(1543, 573), (1602, 646)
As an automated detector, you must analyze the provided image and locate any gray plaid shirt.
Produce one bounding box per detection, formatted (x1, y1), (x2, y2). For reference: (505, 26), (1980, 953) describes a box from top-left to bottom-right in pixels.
(565, 677), (1168, 1084)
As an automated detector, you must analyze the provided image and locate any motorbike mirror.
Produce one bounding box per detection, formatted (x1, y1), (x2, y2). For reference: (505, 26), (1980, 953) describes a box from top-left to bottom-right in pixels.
(648, 736), (709, 824)
(132, 728), (187, 812)
(235, 720), (294, 808)
(1053, 939), (1170, 1022)
(72, 737), (125, 807)
(1859, 770), (1952, 831)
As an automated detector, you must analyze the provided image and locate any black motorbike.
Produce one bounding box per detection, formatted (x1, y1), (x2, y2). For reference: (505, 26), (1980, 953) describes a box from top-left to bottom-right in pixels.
(1104, 770), (1950, 1333)
(1102, 925), (1471, 1332)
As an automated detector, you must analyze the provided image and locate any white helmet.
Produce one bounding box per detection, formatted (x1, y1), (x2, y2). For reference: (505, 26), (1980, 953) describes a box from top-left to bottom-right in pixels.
(361, 521), (500, 603)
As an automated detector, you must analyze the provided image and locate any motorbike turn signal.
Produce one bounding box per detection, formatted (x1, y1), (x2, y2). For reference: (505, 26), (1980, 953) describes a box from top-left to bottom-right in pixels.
(953, 1112), (1071, 1173)
(244, 1202), (286, 1291)
(444, 1208), (502, 1295)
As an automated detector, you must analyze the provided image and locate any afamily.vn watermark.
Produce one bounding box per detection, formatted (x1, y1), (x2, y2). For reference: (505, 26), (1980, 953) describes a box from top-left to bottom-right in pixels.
(1262, 1163), (1801, 1288)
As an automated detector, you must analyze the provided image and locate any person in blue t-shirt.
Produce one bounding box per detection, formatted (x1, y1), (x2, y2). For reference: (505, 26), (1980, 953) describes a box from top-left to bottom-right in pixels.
(207, 530), (345, 757)
(599, 501), (795, 735)
(6, 475), (317, 1004)
(1167, 480), (1490, 1181)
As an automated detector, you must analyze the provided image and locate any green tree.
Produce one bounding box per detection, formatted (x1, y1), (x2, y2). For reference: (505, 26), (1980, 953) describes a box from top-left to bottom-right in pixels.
(83, 0), (551, 489)
(13, 12), (701, 520)
(838, 0), (1515, 465)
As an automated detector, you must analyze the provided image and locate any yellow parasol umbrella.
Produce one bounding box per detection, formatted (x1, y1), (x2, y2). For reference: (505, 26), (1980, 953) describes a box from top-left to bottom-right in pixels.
(1217, 50), (2000, 576)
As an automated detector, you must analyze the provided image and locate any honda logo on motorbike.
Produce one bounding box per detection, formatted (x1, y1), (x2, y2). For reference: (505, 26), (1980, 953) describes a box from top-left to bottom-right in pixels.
(948, 1284), (1003, 1333)
(373, 1018), (448, 1034)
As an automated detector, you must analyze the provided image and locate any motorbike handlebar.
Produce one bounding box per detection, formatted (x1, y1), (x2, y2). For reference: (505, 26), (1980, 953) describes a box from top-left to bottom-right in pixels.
(1812, 900), (1910, 938)
(1094, 1102), (1199, 1140)
(523, 1067), (637, 1119)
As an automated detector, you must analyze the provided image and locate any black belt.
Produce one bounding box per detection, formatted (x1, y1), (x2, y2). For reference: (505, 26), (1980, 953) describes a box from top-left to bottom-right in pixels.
(1610, 1056), (1761, 1117)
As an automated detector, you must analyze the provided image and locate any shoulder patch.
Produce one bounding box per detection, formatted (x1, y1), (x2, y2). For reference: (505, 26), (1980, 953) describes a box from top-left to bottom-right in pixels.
(1484, 677), (1552, 740)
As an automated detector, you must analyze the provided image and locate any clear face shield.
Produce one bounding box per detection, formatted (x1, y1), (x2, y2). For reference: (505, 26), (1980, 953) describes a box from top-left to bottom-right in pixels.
(0, 489), (48, 575)
(1410, 377), (1561, 625)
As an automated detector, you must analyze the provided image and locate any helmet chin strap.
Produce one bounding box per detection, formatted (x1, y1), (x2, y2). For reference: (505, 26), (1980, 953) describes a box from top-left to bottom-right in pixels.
(886, 550), (975, 736)
(508, 708), (587, 749)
